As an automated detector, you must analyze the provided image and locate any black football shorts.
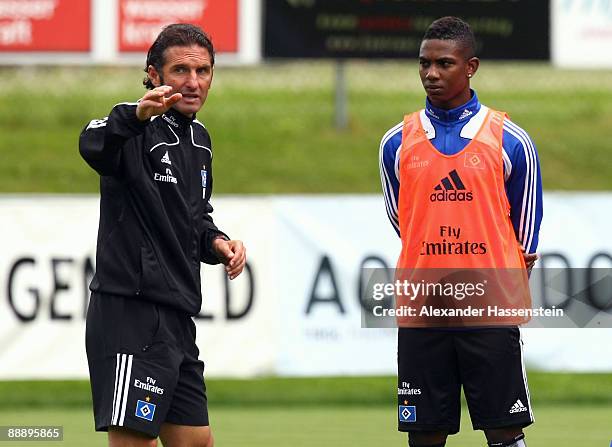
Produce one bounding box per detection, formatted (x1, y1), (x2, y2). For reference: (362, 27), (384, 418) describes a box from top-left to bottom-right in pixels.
(86, 292), (208, 438)
(397, 327), (534, 434)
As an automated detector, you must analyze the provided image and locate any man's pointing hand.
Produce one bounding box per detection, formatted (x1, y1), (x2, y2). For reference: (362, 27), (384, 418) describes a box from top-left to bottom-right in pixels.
(136, 86), (182, 121)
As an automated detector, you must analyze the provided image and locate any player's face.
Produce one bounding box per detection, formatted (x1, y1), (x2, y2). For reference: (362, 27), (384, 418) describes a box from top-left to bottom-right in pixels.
(150, 45), (214, 117)
(418, 39), (478, 110)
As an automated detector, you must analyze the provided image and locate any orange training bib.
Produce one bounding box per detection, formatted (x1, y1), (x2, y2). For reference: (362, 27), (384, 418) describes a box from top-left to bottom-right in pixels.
(394, 108), (531, 326)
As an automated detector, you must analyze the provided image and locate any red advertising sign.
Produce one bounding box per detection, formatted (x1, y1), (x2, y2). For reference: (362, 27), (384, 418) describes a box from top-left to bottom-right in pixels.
(118, 0), (238, 53)
(0, 0), (90, 51)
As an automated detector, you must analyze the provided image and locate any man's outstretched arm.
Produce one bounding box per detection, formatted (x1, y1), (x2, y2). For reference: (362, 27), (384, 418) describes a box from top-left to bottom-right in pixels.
(79, 86), (181, 176)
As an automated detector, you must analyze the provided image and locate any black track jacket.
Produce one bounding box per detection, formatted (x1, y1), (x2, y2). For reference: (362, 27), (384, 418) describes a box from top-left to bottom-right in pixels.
(79, 103), (228, 315)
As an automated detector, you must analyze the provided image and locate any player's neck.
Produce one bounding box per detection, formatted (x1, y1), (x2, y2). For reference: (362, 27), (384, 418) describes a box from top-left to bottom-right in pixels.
(425, 90), (479, 123)
(428, 89), (472, 111)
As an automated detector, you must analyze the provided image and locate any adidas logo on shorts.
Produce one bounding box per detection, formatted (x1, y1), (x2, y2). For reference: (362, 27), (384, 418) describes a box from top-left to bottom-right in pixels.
(509, 399), (528, 414)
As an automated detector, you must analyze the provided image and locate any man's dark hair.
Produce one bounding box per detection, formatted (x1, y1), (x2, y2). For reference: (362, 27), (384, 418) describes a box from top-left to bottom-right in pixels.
(143, 23), (215, 89)
(422, 16), (476, 58)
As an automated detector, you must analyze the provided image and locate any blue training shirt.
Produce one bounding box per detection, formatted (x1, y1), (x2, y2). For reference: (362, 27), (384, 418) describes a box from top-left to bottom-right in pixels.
(379, 90), (543, 254)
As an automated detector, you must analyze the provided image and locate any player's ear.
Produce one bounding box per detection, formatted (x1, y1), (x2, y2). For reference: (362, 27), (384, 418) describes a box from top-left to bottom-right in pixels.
(467, 57), (480, 78)
(147, 65), (161, 88)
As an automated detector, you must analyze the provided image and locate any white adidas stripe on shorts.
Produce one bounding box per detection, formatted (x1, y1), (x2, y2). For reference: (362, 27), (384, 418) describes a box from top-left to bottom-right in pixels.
(111, 353), (134, 427)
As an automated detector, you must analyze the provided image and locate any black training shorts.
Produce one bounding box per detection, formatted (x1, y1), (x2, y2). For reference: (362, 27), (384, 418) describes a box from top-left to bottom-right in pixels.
(397, 327), (534, 434)
(86, 292), (208, 438)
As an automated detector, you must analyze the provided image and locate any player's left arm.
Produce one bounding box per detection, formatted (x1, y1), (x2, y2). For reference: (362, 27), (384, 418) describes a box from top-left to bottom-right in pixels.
(502, 118), (543, 270)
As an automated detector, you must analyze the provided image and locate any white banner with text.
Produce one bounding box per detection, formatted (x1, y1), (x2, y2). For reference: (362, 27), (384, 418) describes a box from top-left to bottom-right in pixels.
(0, 193), (611, 379)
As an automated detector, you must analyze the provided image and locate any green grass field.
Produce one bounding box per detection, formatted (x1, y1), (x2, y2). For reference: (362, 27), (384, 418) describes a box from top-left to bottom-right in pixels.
(2, 62), (612, 193)
(1, 375), (611, 446)
(1, 405), (610, 447)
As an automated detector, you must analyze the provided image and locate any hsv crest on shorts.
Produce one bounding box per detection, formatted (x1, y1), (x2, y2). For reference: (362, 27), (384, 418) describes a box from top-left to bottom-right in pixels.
(135, 399), (156, 421)
(398, 405), (417, 423)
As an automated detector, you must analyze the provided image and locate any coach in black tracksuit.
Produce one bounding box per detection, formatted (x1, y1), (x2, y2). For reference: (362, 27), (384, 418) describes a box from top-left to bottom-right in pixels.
(80, 24), (245, 447)
(81, 103), (227, 314)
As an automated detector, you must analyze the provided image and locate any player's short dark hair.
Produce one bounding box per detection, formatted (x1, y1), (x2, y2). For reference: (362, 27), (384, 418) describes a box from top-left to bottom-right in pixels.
(143, 23), (215, 89)
(422, 16), (476, 58)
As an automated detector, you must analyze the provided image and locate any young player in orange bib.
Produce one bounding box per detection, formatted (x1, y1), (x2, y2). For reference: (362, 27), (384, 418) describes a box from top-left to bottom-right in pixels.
(379, 17), (542, 447)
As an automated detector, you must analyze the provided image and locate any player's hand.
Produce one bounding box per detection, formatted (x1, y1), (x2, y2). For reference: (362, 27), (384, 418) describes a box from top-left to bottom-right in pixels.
(212, 238), (246, 280)
(522, 250), (538, 274)
(135, 86), (182, 121)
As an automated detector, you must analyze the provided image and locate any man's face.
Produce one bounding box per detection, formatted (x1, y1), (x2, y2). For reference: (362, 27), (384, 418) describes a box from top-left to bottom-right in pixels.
(418, 39), (477, 109)
(149, 44), (213, 117)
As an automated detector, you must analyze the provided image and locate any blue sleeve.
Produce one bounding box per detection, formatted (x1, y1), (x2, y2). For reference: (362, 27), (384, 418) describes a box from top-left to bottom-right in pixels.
(502, 119), (543, 254)
(379, 122), (403, 237)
